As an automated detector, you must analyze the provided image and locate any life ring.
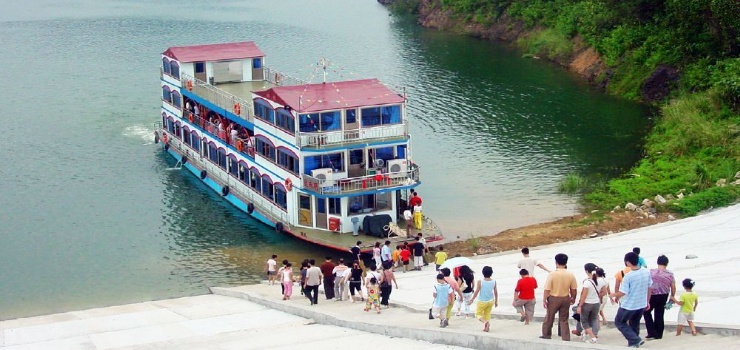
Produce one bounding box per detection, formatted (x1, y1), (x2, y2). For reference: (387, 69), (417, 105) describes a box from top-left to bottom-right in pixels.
(285, 178), (293, 191)
(181, 156), (188, 164)
(233, 103), (241, 115)
(154, 131), (160, 144)
(275, 73), (281, 85)
(186, 80), (193, 91)
(162, 134), (169, 144)
(275, 222), (284, 233)
(247, 203), (255, 214)
(200, 170), (207, 179)
(221, 186), (230, 196)
(236, 140), (244, 152)
(188, 113), (194, 123)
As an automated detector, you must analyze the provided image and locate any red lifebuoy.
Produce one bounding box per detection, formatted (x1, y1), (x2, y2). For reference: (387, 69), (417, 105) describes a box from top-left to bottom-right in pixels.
(237, 140), (244, 152)
(233, 103), (241, 115)
(285, 178), (293, 191)
(186, 80), (193, 91)
(188, 113), (194, 123)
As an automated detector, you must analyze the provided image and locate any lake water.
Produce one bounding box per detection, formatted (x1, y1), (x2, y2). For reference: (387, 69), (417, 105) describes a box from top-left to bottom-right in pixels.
(0, 0), (649, 320)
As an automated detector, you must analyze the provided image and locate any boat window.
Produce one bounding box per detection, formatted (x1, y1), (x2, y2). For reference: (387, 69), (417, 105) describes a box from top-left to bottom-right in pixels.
(228, 156), (238, 176)
(249, 168), (261, 190)
(345, 109), (357, 124)
(304, 153), (344, 174)
(300, 195), (311, 210)
(162, 58), (171, 75)
(254, 100), (275, 124)
(275, 109), (295, 133)
(328, 198), (341, 215)
(349, 149), (364, 165)
(252, 58), (262, 69)
(217, 149), (227, 169)
(396, 145), (406, 159)
(316, 198), (326, 214)
(167, 118), (175, 133)
(182, 127), (190, 145)
(208, 143), (218, 163)
(319, 111), (341, 131)
(275, 186), (287, 209)
(174, 122), (181, 139)
(374, 147), (394, 162)
(299, 113), (319, 132)
(237, 161), (248, 182)
(277, 148), (299, 174)
(256, 138), (276, 161)
(348, 192), (390, 214)
(195, 62), (205, 74)
(162, 86), (172, 103)
(169, 61), (180, 79)
(261, 175), (274, 200)
(361, 105), (401, 127)
(190, 131), (200, 151)
(171, 91), (181, 109)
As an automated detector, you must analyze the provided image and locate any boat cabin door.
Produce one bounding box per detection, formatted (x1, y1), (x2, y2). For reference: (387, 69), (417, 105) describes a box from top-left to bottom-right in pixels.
(298, 194), (313, 227)
(315, 197), (327, 229)
(194, 62), (207, 82)
(348, 149), (365, 178)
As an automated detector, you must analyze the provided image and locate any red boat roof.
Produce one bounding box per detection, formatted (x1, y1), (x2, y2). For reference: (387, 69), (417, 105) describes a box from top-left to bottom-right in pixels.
(254, 79), (404, 113)
(162, 42), (264, 63)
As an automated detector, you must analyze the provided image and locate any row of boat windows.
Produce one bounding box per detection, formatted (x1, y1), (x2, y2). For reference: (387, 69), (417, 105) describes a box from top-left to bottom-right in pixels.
(254, 99), (402, 133)
(162, 58), (180, 78)
(162, 87), (182, 109)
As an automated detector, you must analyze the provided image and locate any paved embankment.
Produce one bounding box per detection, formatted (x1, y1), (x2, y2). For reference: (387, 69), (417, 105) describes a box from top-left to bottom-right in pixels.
(1, 204), (738, 349)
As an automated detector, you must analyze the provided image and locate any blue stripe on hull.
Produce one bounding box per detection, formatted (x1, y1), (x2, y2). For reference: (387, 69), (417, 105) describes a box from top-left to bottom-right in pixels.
(165, 148), (277, 229)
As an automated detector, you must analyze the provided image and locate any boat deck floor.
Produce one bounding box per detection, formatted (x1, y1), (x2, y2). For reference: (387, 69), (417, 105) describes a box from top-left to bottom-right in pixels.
(286, 216), (443, 253)
(217, 81), (276, 99)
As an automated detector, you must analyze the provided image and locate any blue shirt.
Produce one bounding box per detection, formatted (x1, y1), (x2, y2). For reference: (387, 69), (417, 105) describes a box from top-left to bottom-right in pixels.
(381, 245), (392, 261)
(619, 267), (652, 310)
(433, 283), (452, 307)
(637, 256), (647, 268)
(479, 279), (496, 302)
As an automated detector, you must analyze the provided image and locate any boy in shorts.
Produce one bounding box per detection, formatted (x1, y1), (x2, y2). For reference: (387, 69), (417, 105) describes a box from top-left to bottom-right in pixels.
(432, 273), (453, 327)
(400, 244), (411, 273)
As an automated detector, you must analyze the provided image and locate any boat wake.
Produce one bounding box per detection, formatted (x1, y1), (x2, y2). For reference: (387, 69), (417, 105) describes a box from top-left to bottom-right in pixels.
(123, 124), (157, 144)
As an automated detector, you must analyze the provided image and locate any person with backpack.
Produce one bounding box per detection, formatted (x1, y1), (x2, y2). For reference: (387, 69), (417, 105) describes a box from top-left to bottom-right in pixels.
(379, 261), (398, 307)
(573, 263), (608, 343)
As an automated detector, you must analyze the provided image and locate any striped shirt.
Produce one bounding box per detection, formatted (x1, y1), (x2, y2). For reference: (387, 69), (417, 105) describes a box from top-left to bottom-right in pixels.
(649, 268), (674, 295)
(619, 267), (652, 310)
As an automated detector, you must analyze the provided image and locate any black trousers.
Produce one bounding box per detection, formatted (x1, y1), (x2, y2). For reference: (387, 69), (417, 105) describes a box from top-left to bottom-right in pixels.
(323, 276), (335, 299)
(305, 285), (319, 304)
(380, 285), (392, 306)
(644, 293), (669, 339)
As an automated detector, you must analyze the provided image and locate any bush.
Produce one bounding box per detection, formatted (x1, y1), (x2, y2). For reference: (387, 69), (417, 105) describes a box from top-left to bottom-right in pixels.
(389, 0), (422, 15)
(558, 173), (586, 195)
(671, 186), (739, 216)
(517, 28), (573, 60)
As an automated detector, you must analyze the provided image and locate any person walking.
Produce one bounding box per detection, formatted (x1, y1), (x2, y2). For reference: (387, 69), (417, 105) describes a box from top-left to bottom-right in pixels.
(276, 259), (289, 296)
(573, 263), (607, 343)
(332, 259), (349, 301)
(434, 246), (448, 271)
(674, 278), (698, 336)
(432, 273), (454, 328)
(400, 244), (411, 273)
(303, 259), (323, 305)
(266, 254), (278, 285)
(403, 207), (413, 237)
(281, 263), (293, 300)
(348, 260), (365, 302)
(372, 242), (382, 270)
(412, 237), (425, 271)
(320, 256), (336, 300)
(518, 247), (551, 276)
(596, 267), (613, 326)
(469, 266), (498, 332)
(513, 268), (537, 325)
(364, 277), (381, 314)
(440, 268), (463, 325)
(381, 240), (392, 267)
(540, 253), (578, 341)
(610, 252), (652, 348)
(455, 265), (475, 319)
(644, 255), (676, 339)
(379, 261), (398, 307)
(633, 247), (648, 268)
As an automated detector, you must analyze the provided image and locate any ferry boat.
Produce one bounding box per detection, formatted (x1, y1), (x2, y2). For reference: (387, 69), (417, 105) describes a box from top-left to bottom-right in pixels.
(156, 41), (442, 252)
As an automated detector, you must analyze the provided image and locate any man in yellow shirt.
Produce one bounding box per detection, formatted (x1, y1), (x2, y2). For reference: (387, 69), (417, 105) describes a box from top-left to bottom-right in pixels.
(540, 253), (578, 341)
(434, 246), (448, 271)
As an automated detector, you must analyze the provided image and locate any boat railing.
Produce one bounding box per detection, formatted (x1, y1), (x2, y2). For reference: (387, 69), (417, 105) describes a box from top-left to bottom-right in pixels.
(263, 66), (307, 87)
(180, 73), (254, 123)
(160, 128), (290, 229)
(183, 111), (256, 158)
(301, 165), (420, 195)
(296, 121), (408, 149)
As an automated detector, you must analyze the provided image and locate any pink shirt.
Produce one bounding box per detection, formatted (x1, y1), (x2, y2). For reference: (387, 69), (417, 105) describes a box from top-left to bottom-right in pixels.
(444, 276), (460, 295)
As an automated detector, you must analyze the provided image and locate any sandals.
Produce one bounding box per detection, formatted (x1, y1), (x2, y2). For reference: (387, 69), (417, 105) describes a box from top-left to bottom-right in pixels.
(483, 321), (490, 332)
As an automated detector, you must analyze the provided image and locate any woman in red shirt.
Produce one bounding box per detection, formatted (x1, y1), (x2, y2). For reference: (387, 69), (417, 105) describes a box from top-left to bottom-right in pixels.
(513, 268), (538, 324)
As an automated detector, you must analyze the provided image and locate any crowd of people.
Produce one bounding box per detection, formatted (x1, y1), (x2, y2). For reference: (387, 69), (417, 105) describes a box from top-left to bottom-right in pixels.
(264, 245), (699, 349)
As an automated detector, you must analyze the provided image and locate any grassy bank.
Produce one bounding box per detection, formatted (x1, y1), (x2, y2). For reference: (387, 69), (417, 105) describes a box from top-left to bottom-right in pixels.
(391, 0), (739, 215)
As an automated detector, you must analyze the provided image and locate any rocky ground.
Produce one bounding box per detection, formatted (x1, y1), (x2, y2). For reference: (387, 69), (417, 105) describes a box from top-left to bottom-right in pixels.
(440, 210), (672, 257)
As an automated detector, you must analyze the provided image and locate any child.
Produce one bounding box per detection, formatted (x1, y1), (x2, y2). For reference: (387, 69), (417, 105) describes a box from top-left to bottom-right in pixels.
(513, 268), (537, 325)
(399, 244), (411, 273)
(432, 273), (454, 327)
(281, 263), (293, 300)
(595, 267), (612, 325)
(674, 278), (699, 336)
(276, 259), (289, 296)
(392, 245), (401, 269)
(434, 246), (448, 271)
(469, 266), (498, 332)
(364, 277), (381, 313)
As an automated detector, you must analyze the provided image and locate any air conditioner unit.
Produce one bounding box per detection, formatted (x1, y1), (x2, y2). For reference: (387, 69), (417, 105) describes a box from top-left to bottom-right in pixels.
(386, 159), (408, 178)
(311, 168), (335, 187)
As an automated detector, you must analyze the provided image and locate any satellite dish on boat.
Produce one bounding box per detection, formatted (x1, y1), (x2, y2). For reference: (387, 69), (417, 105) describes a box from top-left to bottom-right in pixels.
(374, 159), (385, 169)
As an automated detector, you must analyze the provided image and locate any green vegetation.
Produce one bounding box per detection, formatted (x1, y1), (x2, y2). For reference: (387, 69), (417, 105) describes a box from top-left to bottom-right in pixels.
(389, 0), (422, 15)
(429, 0), (739, 215)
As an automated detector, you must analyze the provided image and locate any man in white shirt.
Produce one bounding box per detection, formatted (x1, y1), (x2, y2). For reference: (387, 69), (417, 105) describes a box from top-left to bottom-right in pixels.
(518, 247), (551, 276)
(381, 240), (392, 267)
(304, 259), (323, 305)
(266, 254), (278, 285)
(403, 208), (413, 237)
